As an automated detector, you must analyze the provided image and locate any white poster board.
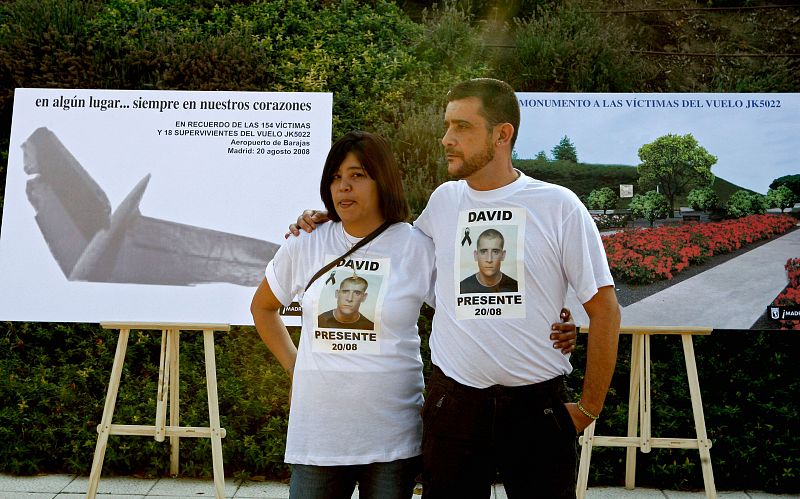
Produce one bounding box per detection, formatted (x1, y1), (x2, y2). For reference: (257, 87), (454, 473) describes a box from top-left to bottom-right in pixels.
(516, 93), (797, 330)
(0, 88), (332, 325)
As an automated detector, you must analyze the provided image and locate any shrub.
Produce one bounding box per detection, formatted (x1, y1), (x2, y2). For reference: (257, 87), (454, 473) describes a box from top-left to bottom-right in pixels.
(498, 2), (650, 91)
(4, 308), (800, 492)
(629, 190), (670, 227)
(391, 102), (450, 218)
(687, 186), (719, 212)
(380, 2), (488, 217)
(570, 330), (800, 492)
(766, 185), (797, 212)
(0, 322), (293, 478)
(726, 190), (766, 218)
(769, 174), (800, 199)
(586, 187), (618, 214)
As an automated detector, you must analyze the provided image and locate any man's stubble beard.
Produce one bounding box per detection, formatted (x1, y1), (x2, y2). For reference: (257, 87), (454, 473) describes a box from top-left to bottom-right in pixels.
(447, 136), (495, 180)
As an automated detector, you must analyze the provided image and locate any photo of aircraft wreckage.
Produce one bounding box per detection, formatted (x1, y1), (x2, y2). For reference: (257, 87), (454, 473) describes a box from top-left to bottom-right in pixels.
(22, 127), (278, 287)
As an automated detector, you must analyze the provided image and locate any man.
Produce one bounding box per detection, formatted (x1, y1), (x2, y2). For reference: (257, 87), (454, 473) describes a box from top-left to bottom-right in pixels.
(412, 78), (620, 498)
(317, 275), (374, 330)
(460, 228), (518, 293)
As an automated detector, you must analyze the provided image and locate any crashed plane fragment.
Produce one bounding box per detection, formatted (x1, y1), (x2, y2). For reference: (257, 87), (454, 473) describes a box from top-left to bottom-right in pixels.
(22, 127), (277, 287)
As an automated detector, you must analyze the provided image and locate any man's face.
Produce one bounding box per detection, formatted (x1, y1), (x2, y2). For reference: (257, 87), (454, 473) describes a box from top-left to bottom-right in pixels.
(335, 280), (368, 319)
(441, 97), (496, 180)
(474, 236), (505, 280)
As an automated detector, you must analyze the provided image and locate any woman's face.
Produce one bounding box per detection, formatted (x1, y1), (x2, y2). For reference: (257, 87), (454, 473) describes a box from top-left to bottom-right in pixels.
(330, 152), (383, 235)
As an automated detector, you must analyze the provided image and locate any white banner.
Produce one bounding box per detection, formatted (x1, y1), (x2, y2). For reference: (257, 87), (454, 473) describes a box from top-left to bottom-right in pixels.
(0, 88), (332, 325)
(516, 93), (797, 330)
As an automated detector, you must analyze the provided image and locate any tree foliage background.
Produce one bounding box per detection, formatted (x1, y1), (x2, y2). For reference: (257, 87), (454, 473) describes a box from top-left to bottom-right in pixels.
(637, 133), (717, 211)
(0, 0), (799, 492)
(551, 135), (578, 163)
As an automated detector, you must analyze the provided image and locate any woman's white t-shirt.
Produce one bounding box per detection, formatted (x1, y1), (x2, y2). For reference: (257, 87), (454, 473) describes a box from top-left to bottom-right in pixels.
(265, 222), (435, 465)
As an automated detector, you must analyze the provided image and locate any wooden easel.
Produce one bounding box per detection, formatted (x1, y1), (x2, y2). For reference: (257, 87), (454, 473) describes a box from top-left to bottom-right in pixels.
(576, 326), (716, 499)
(87, 323), (230, 499)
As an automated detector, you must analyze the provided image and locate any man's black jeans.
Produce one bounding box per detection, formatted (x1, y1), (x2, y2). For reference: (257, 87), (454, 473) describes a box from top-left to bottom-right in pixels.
(421, 365), (578, 498)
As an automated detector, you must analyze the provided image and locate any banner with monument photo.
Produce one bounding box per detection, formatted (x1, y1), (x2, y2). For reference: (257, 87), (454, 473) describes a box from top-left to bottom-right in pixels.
(516, 92), (798, 331)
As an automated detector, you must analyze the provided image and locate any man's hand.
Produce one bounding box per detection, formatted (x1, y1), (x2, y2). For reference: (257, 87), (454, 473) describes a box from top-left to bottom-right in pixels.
(285, 210), (330, 238)
(550, 307), (577, 355)
(564, 402), (595, 434)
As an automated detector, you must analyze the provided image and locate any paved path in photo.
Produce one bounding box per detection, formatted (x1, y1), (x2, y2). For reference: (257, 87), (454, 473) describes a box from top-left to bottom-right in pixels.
(566, 227), (800, 329)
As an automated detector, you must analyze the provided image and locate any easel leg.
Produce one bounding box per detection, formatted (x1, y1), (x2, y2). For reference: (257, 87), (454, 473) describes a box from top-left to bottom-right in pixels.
(169, 329), (181, 476)
(642, 334), (652, 454)
(625, 333), (643, 489)
(576, 420), (596, 499)
(681, 335), (717, 499)
(155, 329), (170, 443)
(87, 329), (130, 499)
(203, 330), (226, 499)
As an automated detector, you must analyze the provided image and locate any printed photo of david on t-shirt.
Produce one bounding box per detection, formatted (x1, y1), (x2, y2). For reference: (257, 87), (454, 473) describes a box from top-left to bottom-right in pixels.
(314, 257), (388, 354)
(317, 275), (375, 330)
(455, 208), (525, 320)
(460, 228), (519, 294)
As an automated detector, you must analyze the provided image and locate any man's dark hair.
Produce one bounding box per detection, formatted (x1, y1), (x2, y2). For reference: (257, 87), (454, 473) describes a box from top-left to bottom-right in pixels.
(447, 78), (520, 149)
(320, 130), (409, 224)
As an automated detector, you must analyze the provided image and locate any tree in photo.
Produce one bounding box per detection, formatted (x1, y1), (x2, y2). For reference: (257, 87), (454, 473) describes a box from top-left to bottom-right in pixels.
(551, 135), (578, 163)
(629, 190), (670, 227)
(769, 174), (800, 199)
(587, 187), (618, 214)
(766, 185), (798, 212)
(687, 186), (719, 212)
(637, 133), (716, 211)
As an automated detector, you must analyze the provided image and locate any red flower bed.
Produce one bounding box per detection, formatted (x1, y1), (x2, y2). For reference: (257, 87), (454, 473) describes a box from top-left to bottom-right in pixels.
(603, 214), (796, 284)
(773, 257), (800, 330)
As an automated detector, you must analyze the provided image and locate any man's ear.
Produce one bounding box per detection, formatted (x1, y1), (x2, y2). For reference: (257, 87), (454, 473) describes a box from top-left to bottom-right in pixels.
(473, 250), (479, 261)
(496, 123), (514, 146)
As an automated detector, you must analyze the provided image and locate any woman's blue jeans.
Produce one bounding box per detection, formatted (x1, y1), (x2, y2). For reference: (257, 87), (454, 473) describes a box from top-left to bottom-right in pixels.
(289, 456), (420, 499)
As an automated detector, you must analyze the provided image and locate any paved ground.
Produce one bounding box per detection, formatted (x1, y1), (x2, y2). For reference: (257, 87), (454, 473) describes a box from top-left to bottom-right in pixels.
(1, 473), (797, 499)
(565, 226), (800, 329)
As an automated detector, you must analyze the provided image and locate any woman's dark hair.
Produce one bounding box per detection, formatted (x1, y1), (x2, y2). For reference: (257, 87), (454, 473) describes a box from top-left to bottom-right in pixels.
(320, 131), (409, 224)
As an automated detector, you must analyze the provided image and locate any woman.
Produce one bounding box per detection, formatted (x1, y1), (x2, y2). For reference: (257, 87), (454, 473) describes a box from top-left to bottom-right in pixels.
(251, 131), (434, 498)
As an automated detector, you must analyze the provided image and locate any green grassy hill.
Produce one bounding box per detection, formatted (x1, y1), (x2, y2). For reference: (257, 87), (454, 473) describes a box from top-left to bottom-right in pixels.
(515, 159), (751, 209)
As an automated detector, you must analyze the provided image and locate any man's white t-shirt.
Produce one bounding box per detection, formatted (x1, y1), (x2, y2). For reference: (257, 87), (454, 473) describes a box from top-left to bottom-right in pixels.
(266, 222), (435, 465)
(415, 172), (613, 388)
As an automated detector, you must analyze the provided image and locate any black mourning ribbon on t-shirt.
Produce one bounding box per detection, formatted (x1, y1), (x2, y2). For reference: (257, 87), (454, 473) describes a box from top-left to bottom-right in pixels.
(461, 227), (472, 246)
(325, 271), (336, 285)
(304, 220), (392, 293)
